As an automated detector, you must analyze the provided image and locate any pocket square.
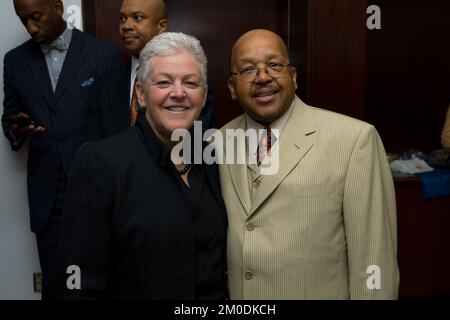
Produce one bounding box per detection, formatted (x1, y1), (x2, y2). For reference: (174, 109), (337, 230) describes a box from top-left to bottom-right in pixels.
(81, 78), (95, 87)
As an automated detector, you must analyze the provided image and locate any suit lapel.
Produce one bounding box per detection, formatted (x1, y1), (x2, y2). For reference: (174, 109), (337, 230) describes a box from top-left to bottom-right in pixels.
(250, 97), (316, 216)
(54, 29), (87, 104)
(226, 116), (252, 215)
(26, 41), (54, 109)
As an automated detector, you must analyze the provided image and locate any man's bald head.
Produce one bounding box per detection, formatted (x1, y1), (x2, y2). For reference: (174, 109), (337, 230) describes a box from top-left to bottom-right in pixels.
(120, 0), (168, 57)
(230, 29), (290, 70)
(150, 0), (167, 20)
(14, 0), (55, 6)
(13, 0), (66, 44)
(13, 0), (61, 13)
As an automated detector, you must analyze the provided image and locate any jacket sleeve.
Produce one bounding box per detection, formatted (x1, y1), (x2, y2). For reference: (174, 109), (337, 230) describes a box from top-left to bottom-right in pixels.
(55, 142), (114, 299)
(2, 53), (27, 151)
(343, 125), (400, 299)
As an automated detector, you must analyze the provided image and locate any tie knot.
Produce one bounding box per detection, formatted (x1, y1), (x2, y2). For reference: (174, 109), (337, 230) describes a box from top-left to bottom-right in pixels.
(43, 37), (66, 53)
(257, 126), (275, 166)
(262, 126), (272, 146)
(51, 37), (66, 51)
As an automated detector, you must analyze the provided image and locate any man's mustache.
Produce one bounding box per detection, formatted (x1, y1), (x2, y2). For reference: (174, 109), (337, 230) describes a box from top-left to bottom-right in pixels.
(123, 32), (139, 38)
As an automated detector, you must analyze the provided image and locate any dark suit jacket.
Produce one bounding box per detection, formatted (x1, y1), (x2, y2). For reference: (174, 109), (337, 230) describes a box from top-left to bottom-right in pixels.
(57, 113), (227, 299)
(1, 29), (121, 233)
(82, 60), (215, 143)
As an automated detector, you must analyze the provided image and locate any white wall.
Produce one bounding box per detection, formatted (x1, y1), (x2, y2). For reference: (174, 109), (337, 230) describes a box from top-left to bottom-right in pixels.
(0, 0), (83, 300)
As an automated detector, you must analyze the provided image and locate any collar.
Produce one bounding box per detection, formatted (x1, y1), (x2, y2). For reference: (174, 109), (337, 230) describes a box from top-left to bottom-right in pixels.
(136, 112), (210, 168)
(131, 56), (139, 74)
(135, 112), (172, 167)
(246, 99), (295, 158)
(246, 100), (294, 138)
(131, 56), (139, 81)
(41, 21), (74, 53)
(130, 56), (140, 102)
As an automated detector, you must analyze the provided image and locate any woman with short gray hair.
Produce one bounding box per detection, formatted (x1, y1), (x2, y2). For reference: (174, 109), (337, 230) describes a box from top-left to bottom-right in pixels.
(56, 32), (228, 300)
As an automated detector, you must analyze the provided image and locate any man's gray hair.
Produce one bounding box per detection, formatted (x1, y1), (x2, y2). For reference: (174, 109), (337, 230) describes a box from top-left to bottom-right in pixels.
(137, 32), (208, 86)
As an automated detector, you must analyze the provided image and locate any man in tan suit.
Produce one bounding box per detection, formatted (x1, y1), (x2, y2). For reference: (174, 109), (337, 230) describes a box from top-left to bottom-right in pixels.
(219, 29), (399, 299)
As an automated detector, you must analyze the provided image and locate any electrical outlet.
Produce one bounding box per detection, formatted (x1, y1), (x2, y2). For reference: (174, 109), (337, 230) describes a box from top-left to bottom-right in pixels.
(33, 273), (42, 293)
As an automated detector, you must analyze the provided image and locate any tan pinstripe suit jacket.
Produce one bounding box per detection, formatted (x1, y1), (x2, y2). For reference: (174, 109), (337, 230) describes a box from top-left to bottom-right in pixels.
(219, 96), (399, 299)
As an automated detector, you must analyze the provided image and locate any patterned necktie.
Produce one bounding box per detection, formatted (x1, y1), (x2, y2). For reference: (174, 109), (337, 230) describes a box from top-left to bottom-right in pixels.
(130, 78), (139, 127)
(257, 126), (273, 166)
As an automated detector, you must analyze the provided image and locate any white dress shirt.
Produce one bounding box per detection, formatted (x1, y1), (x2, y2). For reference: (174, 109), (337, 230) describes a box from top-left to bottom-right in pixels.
(41, 22), (74, 91)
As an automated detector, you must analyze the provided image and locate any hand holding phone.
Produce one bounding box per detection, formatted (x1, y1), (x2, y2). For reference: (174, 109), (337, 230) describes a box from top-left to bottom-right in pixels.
(5, 112), (45, 139)
(7, 113), (33, 127)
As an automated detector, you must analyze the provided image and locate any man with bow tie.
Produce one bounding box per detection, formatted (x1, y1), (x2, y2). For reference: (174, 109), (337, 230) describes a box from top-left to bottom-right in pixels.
(1, 0), (120, 299)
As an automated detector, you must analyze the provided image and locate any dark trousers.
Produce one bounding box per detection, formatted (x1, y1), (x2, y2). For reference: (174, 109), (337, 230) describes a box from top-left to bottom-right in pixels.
(35, 172), (67, 300)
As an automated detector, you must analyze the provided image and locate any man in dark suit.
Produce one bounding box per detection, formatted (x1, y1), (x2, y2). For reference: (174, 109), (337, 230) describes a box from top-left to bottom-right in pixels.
(82, 0), (215, 142)
(1, 0), (120, 299)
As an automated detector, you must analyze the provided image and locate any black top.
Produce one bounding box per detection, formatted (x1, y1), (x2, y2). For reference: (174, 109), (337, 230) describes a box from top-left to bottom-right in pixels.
(177, 161), (227, 299)
(56, 112), (228, 299)
(140, 115), (227, 299)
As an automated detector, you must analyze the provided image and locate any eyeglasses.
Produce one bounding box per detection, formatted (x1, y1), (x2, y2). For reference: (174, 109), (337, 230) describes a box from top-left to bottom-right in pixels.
(231, 62), (292, 82)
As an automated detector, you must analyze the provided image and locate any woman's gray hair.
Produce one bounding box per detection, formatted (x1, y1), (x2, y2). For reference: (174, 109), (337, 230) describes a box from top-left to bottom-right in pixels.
(137, 32), (208, 86)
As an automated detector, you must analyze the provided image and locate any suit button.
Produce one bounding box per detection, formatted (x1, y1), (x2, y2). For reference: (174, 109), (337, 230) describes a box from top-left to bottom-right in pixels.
(245, 271), (254, 280)
(246, 223), (255, 232)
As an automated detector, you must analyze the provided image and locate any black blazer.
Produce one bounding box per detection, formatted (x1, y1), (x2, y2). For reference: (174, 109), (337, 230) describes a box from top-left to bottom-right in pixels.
(1, 29), (121, 233)
(81, 60), (216, 143)
(56, 114), (227, 299)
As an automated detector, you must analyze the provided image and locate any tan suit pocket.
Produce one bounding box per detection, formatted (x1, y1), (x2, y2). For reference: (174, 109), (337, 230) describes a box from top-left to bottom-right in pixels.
(289, 183), (345, 247)
(291, 182), (338, 197)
